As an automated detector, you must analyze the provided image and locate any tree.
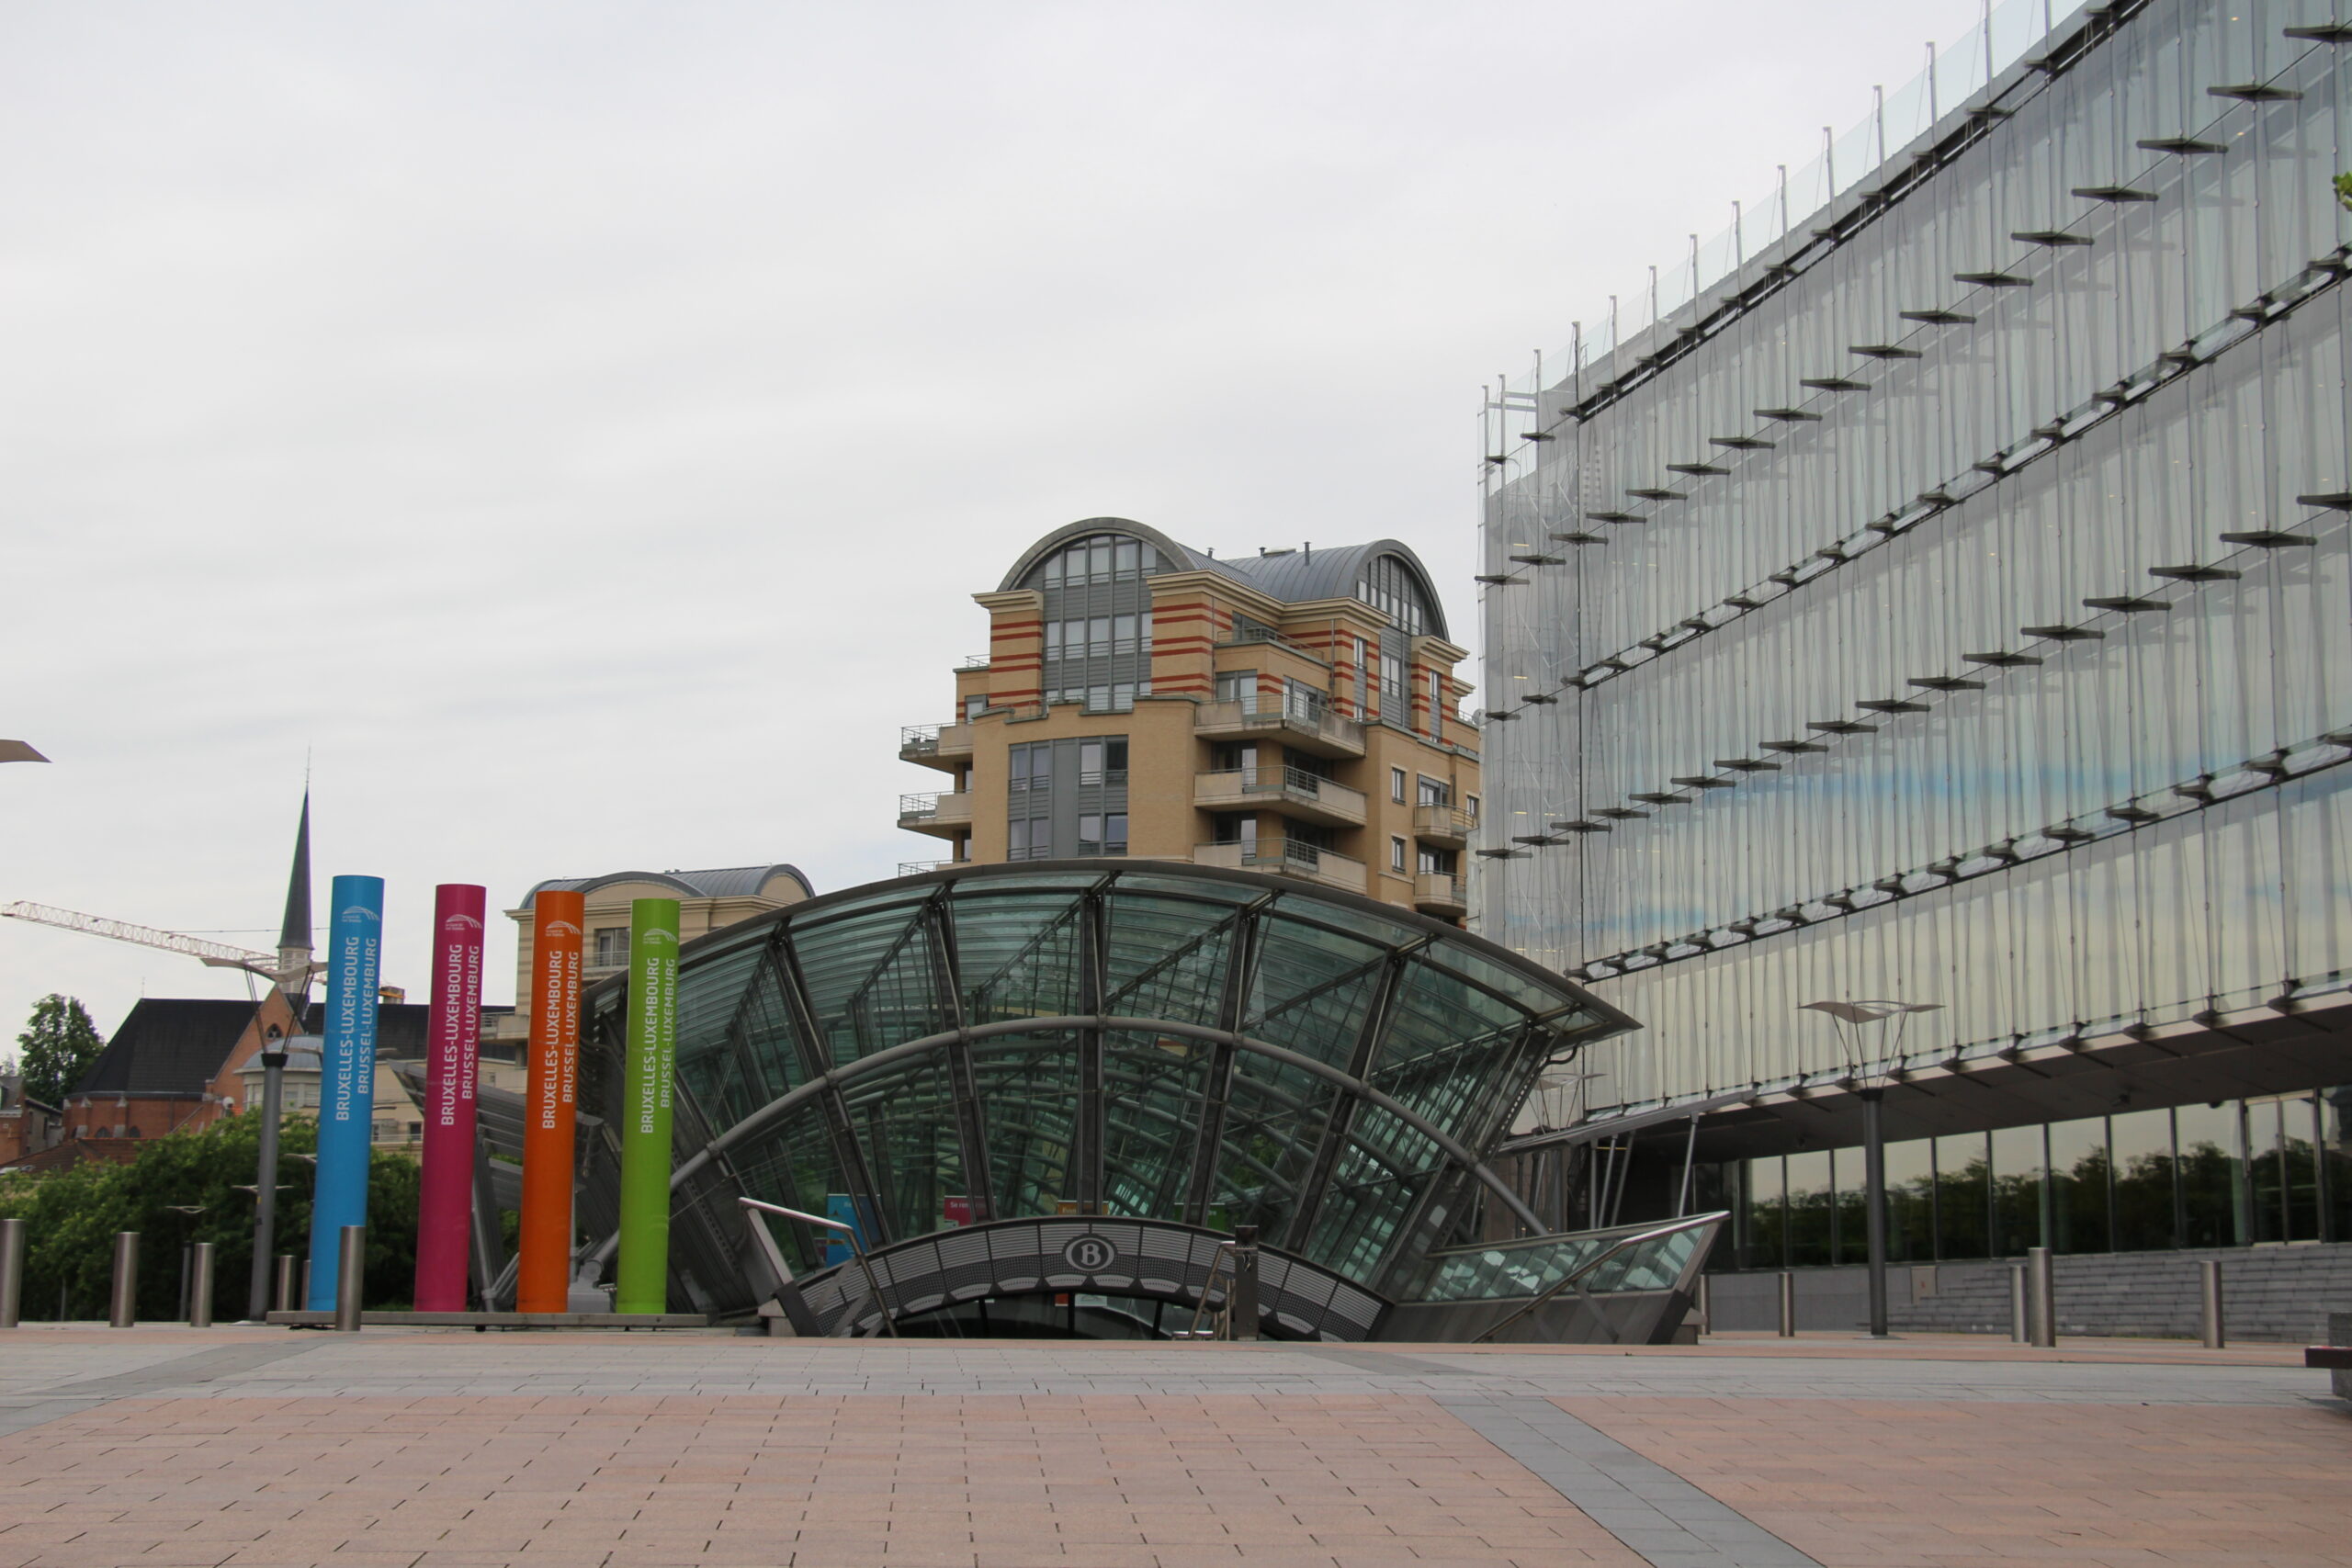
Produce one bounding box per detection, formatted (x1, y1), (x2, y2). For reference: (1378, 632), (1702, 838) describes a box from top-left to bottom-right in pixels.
(17, 994), (103, 1107)
(0, 1115), (426, 1319)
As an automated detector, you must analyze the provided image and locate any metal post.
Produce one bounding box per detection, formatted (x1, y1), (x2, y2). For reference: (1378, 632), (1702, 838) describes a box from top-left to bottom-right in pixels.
(2028, 1246), (2056, 1348)
(1695, 1273), (1712, 1337)
(1861, 1088), (1890, 1337)
(273, 1254), (297, 1314)
(1228, 1224), (1260, 1341)
(109, 1232), (140, 1328)
(247, 1043), (288, 1319)
(0, 1217), (23, 1328)
(2009, 1264), (2029, 1342)
(177, 1243), (193, 1324)
(334, 1225), (365, 1332)
(1776, 1270), (1795, 1337)
(188, 1244), (215, 1329)
(2199, 1258), (2225, 1348)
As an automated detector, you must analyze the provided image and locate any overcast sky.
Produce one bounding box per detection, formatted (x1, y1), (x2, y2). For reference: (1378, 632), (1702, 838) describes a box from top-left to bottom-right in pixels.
(3, 0), (1984, 1043)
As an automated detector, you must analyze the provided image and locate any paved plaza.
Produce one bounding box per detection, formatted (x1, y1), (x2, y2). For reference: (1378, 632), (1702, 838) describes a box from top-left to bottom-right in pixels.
(0, 1328), (2342, 1568)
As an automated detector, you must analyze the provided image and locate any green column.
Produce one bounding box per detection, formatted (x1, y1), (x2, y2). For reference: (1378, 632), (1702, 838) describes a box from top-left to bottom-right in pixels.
(615, 897), (681, 1314)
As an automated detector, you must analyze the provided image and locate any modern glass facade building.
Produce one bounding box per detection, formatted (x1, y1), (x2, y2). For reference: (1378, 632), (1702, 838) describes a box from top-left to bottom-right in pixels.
(571, 860), (1694, 1338)
(1476, 0), (2352, 1271)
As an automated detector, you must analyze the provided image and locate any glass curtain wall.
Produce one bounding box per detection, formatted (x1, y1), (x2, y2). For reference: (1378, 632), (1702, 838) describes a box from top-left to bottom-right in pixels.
(1480, 0), (2352, 1113)
(1717, 1089), (2346, 1268)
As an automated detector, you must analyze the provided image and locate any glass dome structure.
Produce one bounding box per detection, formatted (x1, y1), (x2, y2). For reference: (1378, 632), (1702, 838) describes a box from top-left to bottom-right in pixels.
(579, 860), (1634, 1331)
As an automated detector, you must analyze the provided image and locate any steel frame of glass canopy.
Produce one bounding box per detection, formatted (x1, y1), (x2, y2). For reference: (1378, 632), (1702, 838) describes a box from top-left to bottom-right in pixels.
(575, 860), (1635, 1324)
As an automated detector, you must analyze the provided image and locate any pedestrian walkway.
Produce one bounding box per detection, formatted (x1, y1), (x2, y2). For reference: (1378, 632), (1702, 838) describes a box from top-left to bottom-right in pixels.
(0, 1328), (2341, 1567)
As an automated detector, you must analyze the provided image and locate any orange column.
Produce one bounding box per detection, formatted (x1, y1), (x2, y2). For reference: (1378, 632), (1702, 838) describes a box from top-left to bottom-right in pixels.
(516, 891), (584, 1314)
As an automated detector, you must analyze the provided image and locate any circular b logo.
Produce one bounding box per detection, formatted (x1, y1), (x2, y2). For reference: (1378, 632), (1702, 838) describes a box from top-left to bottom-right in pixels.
(1061, 1235), (1116, 1274)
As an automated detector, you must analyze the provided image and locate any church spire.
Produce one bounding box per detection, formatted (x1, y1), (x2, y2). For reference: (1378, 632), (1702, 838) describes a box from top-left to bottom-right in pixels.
(276, 789), (313, 1004)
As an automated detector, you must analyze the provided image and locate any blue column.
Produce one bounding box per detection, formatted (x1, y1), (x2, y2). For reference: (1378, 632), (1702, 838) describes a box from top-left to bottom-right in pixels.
(307, 875), (382, 1311)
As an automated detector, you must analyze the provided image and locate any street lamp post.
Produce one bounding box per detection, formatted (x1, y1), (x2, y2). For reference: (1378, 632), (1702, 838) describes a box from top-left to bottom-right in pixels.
(1799, 999), (1940, 1339)
(243, 1031), (316, 1321)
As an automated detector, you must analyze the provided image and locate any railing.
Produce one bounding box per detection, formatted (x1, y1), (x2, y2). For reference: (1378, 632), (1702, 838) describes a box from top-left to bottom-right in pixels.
(1413, 804), (1475, 840)
(898, 791), (972, 823)
(899, 722), (973, 757)
(1193, 840), (1367, 893)
(956, 653), (990, 671)
(1194, 767), (1367, 822)
(899, 860), (950, 877)
(1216, 625), (1318, 660)
(1194, 698), (1366, 755)
(1414, 873), (1466, 909)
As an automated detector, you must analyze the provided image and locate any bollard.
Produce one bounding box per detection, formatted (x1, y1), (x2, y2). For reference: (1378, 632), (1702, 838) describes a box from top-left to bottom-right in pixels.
(1776, 1270), (1795, 1337)
(274, 1254), (297, 1314)
(0, 1217), (23, 1328)
(1227, 1224), (1260, 1342)
(1695, 1273), (1712, 1337)
(188, 1243), (215, 1329)
(109, 1232), (141, 1328)
(2009, 1265), (2029, 1342)
(334, 1225), (365, 1332)
(2028, 1247), (2056, 1348)
(2199, 1258), (2224, 1348)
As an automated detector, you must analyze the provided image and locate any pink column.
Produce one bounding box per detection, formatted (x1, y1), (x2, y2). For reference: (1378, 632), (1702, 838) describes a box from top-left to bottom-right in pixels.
(414, 884), (486, 1311)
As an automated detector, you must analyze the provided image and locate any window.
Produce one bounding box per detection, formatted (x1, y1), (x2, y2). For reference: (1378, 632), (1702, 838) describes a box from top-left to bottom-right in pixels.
(1088, 616), (1112, 657)
(964, 694), (986, 722)
(593, 928), (629, 967)
(1212, 813), (1258, 848)
(1283, 680), (1324, 722)
(1417, 776), (1449, 807)
(1381, 654), (1405, 701)
(1358, 638), (1376, 703)
(1036, 532), (1162, 588)
(1112, 614), (1137, 654)
(1418, 847), (1456, 875)
(1009, 818), (1050, 860)
(1426, 670), (1444, 739)
(1043, 622), (1060, 657)
(1389, 836), (1408, 874)
(1465, 795), (1480, 822)
(1215, 670), (1254, 706)
(1390, 768), (1408, 804)
(1078, 813), (1129, 857)
(1011, 742), (1051, 793)
(1078, 738), (1127, 785)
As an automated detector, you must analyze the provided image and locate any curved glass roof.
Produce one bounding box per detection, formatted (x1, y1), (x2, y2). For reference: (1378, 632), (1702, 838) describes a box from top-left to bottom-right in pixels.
(582, 861), (1633, 1306)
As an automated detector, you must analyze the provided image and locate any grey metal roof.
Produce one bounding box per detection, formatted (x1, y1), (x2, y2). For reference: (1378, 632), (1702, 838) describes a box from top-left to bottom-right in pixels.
(997, 519), (1447, 639)
(74, 999), (259, 1098)
(521, 863), (815, 906)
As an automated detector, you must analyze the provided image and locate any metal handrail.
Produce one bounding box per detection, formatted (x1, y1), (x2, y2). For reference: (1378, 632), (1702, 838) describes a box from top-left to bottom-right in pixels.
(1469, 1212), (1721, 1345)
(738, 1197), (899, 1337)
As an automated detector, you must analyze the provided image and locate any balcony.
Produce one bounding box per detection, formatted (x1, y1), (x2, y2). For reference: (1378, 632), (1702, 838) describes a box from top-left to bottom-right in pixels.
(899, 860), (951, 877)
(1412, 803), (1476, 847)
(1194, 766), (1367, 829)
(1193, 840), (1368, 895)
(899, 791), (973, 839)
(899, 722), (974, 772)
(1193, 698), (1366, 760)
(1414, 873), (1468, 917)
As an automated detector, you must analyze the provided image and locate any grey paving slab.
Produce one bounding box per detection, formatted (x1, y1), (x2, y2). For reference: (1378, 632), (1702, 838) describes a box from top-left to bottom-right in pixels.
(1441, 1394), (1822, 1568)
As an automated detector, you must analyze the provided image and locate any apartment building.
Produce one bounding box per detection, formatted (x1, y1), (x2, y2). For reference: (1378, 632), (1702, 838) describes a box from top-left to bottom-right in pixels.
(898, 518), (1479, 919)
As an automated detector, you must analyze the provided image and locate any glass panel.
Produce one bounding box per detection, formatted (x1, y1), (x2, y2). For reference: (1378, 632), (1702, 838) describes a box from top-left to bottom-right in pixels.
(2109, 1106), (2177, 1252)
(841, 1051), (966, 1241)
(1100, 1028), (1211, 1222)
(1785, 1149), (1832, 1267)
(1740, 1156), (1785, 1269)
(2174, 1100), (2244, 1248)
(2048, 1116), (2111, 1255)
(1934, 1133), (1990, 1260)
(1884, 1136), (1935, 1264)
(1408, 1219), (1713, 1302)
(969, 1029), (1079, 1215)
(1306, 1105), (1442, 1281)
(1990, 1124), (2046, 1257)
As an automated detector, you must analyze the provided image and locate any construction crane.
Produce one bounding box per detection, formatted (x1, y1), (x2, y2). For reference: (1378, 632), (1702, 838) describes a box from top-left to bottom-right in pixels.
(0, 902), (317, 992)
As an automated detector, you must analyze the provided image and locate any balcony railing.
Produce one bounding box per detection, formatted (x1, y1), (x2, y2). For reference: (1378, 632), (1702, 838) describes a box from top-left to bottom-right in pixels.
(899, 860), (951, 877)
(956, 652), (990, 671)
(1193, 698), (1366, 759)
(1194, 766), (1367, 827)
(1215, 625), (1317, 659)
(1414, 873), (1467, 912)
(1413, 803), (1476, 843)
(1193, 839), (1367, 894)
(899, 722), (974, 769)
(898, 791), (973, 837)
